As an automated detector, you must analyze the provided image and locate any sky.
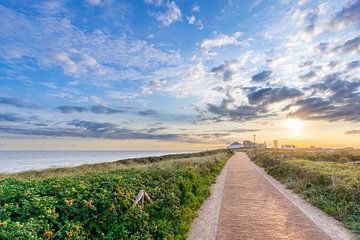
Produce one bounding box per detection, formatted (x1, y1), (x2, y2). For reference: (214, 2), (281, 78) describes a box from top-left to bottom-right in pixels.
(0, 0), (359, 150)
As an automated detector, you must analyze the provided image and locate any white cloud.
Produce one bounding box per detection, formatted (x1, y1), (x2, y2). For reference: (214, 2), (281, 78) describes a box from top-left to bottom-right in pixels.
(200, 32), (244, 56)
(86, 0), (103, 6)
(196, 20), (204, 30)
(142, 86), (153, 95)
(144, 0), (163, 7)
(152, 1), (182, 26)
(55, 52), (86, 75)
(192, 2), (200, 12)
(0, 5), (183, 85)
(107, 91), (139, 100)
(187, 15), (196, 24)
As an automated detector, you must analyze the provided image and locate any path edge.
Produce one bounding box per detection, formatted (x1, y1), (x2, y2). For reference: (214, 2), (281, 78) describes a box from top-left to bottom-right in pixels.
(186, 154), (232, 240)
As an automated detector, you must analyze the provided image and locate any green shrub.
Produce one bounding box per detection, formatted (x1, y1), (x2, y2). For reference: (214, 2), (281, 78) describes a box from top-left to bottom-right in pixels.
(0, 151), (232, 239)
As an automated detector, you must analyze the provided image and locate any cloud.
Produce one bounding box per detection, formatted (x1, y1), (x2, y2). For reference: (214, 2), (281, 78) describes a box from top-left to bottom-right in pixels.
(251, 70), (272, 82)
(299, 60), (313, 68)
(56, 106), (88, 113)
(0, 5), (183, 84)
(288, 97), (334, 119)
(317, 36), (360, 55)
(211, 63), (235, 81)
(230, 128), (260, 133)
(334, 35), (360, 54)
(145, 126), (168, 133)
(200, 32), (243, 56)
(203, 90), (274, 122)
(144, 0), (163, 7)
(187, 15), (196, 24)
(345, 129), (360, 134)
(54, 51), (102, 76)
(206, 103), (273, 122)
(69, 120), (178, 140)
(151, 1), (182, 26)
(192, 2), (200, 12)
(90, 105), (126, 114)
(0, 120), (182, 140)
(210, 55), (250, 82)
(301, 9), (319, 34)
(329, 0), (360, 29)
(56, 105), (128, 114)
(328, 60), (340, 68)
(299, 70), (317, 80)
(288, 74), (360, 122)
(0, 96), (37, 109)
(138, 109), (158, 116)
(347, 60), (360, 70)
(86, 0), (103, 6)
(311, 73), (360, 101)
(0, 113), (26, 122)
(247, 87), (303, 105)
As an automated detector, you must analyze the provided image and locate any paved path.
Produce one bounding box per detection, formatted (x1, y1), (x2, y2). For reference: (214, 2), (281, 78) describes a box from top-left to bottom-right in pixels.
(216, 152), (332, 240)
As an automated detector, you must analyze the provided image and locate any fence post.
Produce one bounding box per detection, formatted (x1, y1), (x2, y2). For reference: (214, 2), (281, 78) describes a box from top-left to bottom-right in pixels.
(133, 189), (152, 210)
(331, 173), (337, 188)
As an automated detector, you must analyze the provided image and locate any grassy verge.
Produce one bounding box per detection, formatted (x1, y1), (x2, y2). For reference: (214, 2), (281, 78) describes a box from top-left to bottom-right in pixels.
(0, 149), (228, 180)
(248, 149), (360, 236)
(0, 149), (232, 239)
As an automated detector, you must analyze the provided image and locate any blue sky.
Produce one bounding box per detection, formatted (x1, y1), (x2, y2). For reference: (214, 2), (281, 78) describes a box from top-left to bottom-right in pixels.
(0, 0), (359, 150)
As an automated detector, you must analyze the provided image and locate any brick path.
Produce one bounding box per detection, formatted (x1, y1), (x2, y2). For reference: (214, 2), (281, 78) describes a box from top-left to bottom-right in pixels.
(216, 152), (332, 240)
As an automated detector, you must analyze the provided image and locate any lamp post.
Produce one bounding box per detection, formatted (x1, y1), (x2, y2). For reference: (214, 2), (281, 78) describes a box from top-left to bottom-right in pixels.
(253, 134), (256, 149)
(253, 134), (256, 158)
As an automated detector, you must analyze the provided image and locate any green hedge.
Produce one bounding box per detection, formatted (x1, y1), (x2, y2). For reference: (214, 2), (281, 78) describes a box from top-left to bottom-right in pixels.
(250, 150), (360, 235)
(0, 152), (231, 239)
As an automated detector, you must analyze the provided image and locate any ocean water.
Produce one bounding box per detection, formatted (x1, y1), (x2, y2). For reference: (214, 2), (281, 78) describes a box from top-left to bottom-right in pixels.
(0, 150), (196, 173)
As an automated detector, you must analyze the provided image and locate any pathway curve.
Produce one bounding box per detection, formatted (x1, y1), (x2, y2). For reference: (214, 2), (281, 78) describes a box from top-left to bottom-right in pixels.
(216, 152), (332, 240)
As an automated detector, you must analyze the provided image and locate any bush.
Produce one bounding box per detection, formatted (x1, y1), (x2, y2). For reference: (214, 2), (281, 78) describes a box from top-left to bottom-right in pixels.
(0, 151), (232, 239)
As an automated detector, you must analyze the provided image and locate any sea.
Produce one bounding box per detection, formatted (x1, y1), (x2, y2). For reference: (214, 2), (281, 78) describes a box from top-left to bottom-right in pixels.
(0, 150), (197, 174)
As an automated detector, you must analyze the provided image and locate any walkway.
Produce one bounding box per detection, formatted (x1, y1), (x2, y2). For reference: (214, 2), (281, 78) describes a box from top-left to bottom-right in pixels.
(215, 152), (332, 240)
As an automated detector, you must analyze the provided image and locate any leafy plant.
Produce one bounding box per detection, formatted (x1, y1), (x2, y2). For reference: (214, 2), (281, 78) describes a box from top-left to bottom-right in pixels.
(0, 150), (232, 239)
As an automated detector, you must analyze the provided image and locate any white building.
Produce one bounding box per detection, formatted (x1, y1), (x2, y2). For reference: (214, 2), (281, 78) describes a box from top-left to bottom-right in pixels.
(324, 148), (335, 153)
(228, 142), (243, 149)
(281, 144), (296, 150)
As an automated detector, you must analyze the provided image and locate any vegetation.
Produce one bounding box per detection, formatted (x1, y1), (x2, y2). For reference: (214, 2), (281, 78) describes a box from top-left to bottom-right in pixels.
(0, 149), (232, 239)
(248, 149), (360, 235)
(0, 150), (229, 180)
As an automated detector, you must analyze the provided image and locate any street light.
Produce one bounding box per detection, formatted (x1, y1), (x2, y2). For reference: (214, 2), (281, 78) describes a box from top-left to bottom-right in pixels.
(253, 134), (256, 149)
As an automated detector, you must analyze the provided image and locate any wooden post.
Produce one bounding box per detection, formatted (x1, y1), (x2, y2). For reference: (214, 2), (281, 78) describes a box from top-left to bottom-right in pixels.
(133, 189), (152, 210)
(331, 173), (337, 188)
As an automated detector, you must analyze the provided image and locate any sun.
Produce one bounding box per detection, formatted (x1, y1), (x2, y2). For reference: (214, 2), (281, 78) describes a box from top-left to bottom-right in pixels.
(284, 118), (305, 133)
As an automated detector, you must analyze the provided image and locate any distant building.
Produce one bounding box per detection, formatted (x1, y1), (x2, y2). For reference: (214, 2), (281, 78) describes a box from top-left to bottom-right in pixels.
(274, 140), (278, 149)
(308, 146), (323, 152)
(324, 148), (335, 153)
(228, 142), (243, 150)
(281, 144), (296, 150)
(257, 143), (266, 149)
(243, 140), (254, 148)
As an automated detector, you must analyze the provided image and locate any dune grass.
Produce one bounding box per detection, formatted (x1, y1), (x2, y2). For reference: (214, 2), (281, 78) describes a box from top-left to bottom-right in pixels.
(0, 149), (228, 180)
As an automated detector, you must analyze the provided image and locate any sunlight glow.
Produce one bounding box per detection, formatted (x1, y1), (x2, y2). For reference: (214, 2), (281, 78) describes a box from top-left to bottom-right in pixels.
(284, 118), (305, 135)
